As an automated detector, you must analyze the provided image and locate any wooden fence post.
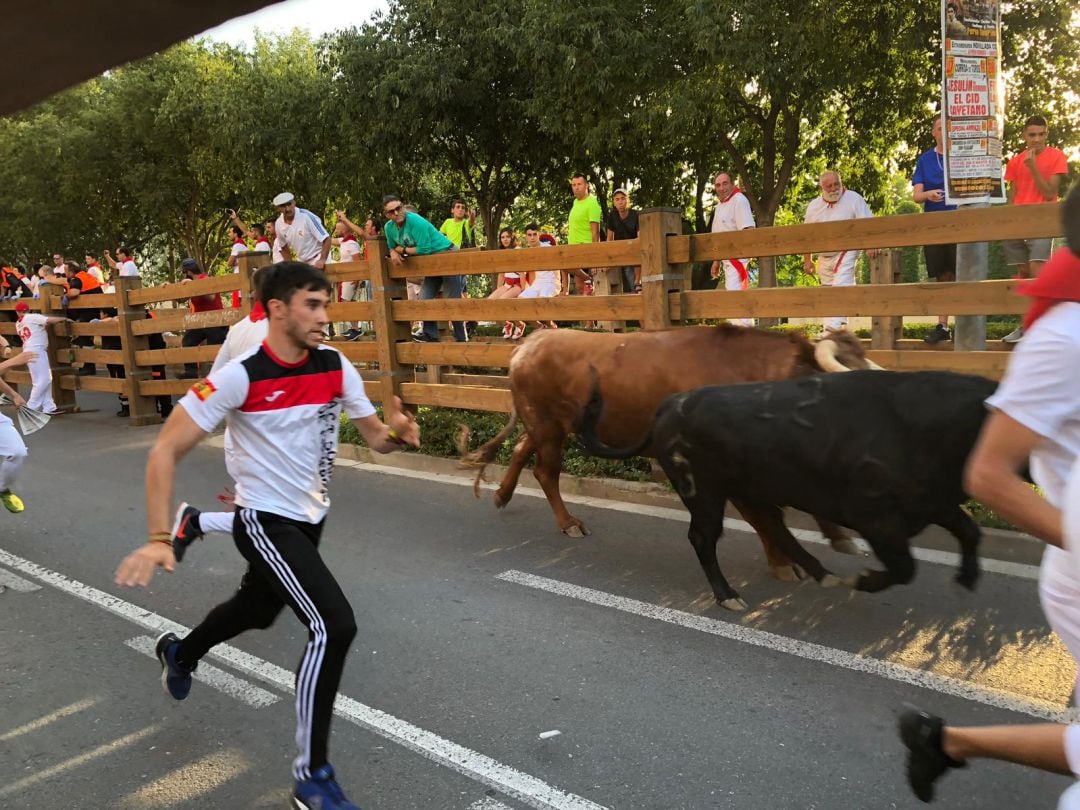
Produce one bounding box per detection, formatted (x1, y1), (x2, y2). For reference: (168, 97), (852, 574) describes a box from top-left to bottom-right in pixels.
(114, 276), (160, 426)
(870, 249), (902, 350)
(366, 237), (412, 407)
(236, 252), (270, 317)
(638, 207), (686, 331)
(39, 289), (79, 411)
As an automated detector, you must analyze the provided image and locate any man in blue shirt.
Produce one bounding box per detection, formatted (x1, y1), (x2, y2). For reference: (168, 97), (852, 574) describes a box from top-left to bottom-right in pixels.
(381, 195), (464, 342)
(912, 114), (957, 345)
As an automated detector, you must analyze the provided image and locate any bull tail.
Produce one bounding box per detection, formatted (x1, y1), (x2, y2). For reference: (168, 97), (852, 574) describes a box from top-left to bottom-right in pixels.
(574, 366), (652, 460)
(457, 407), (520, 498)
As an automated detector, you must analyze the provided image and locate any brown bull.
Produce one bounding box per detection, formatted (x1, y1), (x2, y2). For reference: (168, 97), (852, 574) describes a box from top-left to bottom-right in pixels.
(459, 324), (876, 580)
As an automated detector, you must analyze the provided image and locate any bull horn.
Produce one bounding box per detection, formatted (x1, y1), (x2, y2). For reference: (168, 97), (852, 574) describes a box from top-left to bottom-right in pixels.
(814, 338), (852, 372)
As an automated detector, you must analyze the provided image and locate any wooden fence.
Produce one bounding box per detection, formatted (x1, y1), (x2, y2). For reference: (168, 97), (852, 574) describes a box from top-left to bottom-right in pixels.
(0, 202), (1062, 424)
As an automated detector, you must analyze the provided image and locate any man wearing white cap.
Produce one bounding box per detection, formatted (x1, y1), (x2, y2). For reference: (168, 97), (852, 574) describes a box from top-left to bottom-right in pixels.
(802, 170), (874, 331)
(272, 192), (331, 269)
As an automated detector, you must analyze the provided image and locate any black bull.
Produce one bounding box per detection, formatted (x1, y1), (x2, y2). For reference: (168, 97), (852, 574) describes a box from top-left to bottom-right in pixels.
(575, 369), (998, 610)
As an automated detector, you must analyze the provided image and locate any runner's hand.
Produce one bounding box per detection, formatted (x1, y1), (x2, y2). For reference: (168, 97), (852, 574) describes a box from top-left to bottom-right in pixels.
(12, 393), (26, 408)
(385, 396), (419, 447)
(115, 543), (176, 587)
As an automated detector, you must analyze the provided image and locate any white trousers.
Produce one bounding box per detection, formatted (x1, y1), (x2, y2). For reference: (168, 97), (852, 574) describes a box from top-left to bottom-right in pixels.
(817, 251), (860, 331)
(25, 348), (56, 413)
(722, 260), (753, 327)
(0, 418), (28, 491)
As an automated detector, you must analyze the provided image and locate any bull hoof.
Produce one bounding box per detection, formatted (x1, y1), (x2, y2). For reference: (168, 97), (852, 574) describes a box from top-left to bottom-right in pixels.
(830, 537), (864, 556)
(493, 491), (510, 509)
(954, 569), (979, 591)
(720, 596), (749, 612)
(771, 565), (805, 583)
(819, 573), (843, 588)
(563, 524), (589, 538)
(842, 573), (861, 589)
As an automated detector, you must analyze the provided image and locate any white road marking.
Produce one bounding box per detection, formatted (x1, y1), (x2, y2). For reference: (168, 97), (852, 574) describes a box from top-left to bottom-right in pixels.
(0, 547), (607, 810)
(124, 636), (280, 709)
(0, 697), (101, 742)
(0, 565), (42, 592)
(340, 461), (1042, 582)
(496, 569), (1077, 723)
(470, 798), (516, 810)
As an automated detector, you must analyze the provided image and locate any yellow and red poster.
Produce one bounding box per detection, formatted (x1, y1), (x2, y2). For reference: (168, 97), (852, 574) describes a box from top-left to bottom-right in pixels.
(942, 0), (1006, 204)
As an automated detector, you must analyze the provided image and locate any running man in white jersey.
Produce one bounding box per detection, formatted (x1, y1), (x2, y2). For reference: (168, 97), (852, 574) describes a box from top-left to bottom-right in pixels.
(0, 351), (37, 512)
(802, 170), (875, 331)
(14, 300), (69, 414)
(708, 172), (756, 326)
(115, 262), (419, 810)
(897, 187), (1080, 808)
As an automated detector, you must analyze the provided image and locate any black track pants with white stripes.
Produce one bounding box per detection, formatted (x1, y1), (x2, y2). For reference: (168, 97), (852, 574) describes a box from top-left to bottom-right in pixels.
(177, 508), (357, 780)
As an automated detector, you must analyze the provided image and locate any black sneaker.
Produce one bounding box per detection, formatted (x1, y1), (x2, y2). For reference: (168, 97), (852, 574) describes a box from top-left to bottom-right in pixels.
(411, 332), (438, 343)
(155, 631), (196, 700)
(924, 324), (950, 345)
(170, 502), (203, 562)
(346, 328), (363, 341)
(898, 705), (965, 802)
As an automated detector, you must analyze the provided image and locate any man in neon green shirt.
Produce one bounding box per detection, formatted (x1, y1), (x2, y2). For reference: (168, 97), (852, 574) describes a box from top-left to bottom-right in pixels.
(381, 195), (464, 342)
(439, 199), (478, 249)
(564, 173), (600, 296)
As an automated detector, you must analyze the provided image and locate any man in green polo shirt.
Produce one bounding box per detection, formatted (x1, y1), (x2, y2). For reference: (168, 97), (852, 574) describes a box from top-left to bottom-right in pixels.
(564, 173), (600, 296)
(382, 195), (464, 343)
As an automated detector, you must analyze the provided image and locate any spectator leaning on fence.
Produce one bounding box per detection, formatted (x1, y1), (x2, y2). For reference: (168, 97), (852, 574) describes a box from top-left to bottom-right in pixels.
(273, 192), (331, 269)
(65, 260), (105, 376)
(1000, 115), (1070, 344)
(178, 257), (227, 380)
(605, 188), (640, 294)
(708, 172), (756, 327)
(913, 114), (958, 346)
(802, 170), (876, 332)
(382, 195), (464, 343)
(84, 253), (106, 285)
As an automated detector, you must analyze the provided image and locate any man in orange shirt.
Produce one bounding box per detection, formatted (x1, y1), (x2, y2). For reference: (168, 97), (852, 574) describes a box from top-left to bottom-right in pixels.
(1001, 115), (1070, 343)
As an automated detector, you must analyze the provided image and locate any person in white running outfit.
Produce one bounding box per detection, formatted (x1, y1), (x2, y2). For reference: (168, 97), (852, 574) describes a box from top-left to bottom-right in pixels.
(708, 172), (756, 327)
(896, 188), (1080, 807)
(0, 351), (38, 513)
(14, 300), (69, 414)
(802, 170), (875, 331)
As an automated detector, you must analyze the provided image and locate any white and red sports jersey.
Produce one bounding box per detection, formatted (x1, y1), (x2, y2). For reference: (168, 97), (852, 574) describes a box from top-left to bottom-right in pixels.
(181, 342), (375, 523)
(337, 235), (361, 263)
(16, 313), (50, 350)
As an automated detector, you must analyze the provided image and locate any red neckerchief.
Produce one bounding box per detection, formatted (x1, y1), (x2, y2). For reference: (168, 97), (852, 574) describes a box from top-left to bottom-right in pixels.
(88, 262), (101, 270)
(719, 187), (742, 204)
(250, 301), (267, 322)
(255, 238), (270, 246)
(1020, 248), (1080, 330)
(341, 234), (358, 243)
(234, 238), (247, 246)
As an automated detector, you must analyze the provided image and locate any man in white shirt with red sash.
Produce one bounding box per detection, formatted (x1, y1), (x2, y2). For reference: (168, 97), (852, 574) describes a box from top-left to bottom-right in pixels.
(708, 172), (756, 327)
(802, 170), (874, 331)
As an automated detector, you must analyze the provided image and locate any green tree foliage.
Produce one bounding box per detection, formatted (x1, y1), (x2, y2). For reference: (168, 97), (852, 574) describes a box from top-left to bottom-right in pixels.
(0, 5), (1074, 279)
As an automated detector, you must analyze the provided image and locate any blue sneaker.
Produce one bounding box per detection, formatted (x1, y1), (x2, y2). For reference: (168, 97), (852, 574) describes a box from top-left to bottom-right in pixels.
(155, 631), (196, 700)
(293, 764), (360, 809)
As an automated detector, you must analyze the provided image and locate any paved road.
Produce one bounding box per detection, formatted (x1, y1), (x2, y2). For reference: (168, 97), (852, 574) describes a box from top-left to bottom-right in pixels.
(1, 393), (1075, 809)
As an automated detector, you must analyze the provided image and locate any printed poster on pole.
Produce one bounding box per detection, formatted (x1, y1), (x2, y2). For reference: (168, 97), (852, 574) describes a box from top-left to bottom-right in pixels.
(941, 0), (1006, 205)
